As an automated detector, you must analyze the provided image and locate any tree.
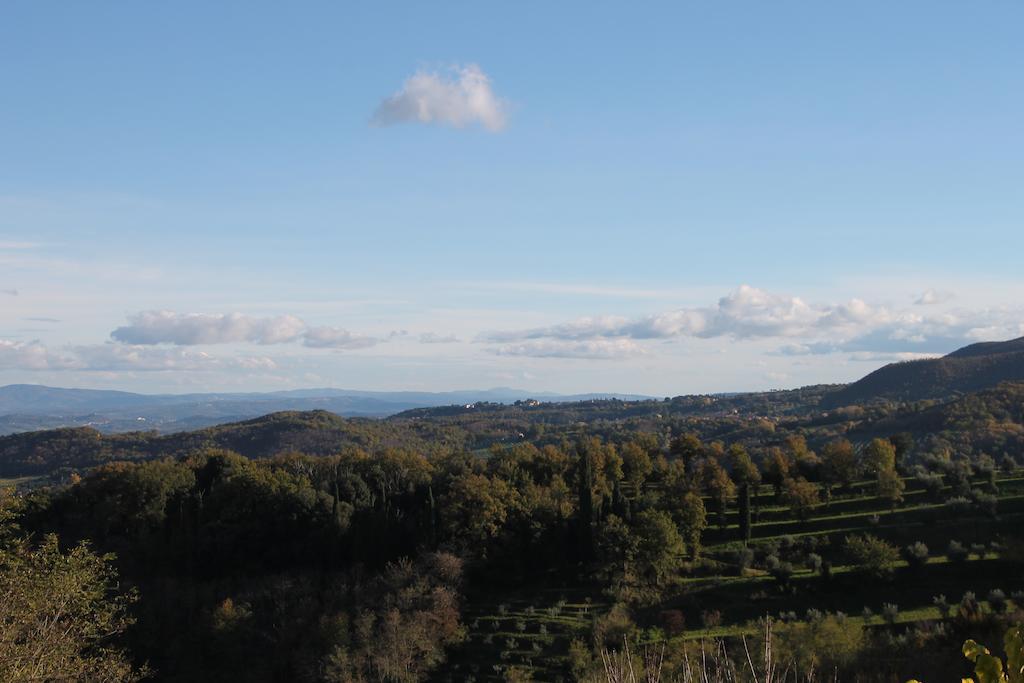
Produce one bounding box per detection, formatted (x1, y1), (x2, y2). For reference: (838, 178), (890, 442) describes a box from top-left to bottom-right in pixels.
(729, 444), (760, 544)
(620, 441), (653, 499)
(701, 458), (735, 529)
(821, 439), (858, 495)
(762, 447), (792, 500)
(877, 466), (906, 508)
(844, 533), (899, 579)
(675, 492), (707, 560)
(0, 508), (145, 683)
(783, 477), (820, 521)
(862, 438), (896, 477)
(864, 438), (904, 507)
(631, 509), (686, 588)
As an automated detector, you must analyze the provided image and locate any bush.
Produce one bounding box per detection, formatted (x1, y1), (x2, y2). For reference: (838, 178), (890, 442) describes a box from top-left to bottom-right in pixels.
(947, 540), (969, 563)
(958, 591), (983, 623)
(770, 561), (795, 589)
(844, 534), (899, 579)
(933, 594), (951, 619)
(734, 546), (754, 574)
(903, 542), (929, 572)
(987, 589), (1007, 614)
(806, 552), (823, 574)
(701, 609), (722, 629)
(881, 603), (899, 626)
(774, 615), (867, 673)
(659, 609), (685, 635)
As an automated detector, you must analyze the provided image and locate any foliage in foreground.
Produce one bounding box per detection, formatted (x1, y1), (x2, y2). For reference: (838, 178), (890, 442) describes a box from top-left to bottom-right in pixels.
(0, 501), (145, 682)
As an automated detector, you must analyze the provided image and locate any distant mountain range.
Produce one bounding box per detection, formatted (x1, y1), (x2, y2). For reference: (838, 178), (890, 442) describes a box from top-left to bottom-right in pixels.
(823, 335), (1024, 407)
(0, 384), (652, 435)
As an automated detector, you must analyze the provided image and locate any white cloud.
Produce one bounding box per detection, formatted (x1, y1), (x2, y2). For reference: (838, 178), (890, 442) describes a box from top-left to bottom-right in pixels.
(482, 285), (1024, 359)
(0, 339), (277, 372)
(915, 289), (955, 306)
(110, 311), (379, 350)
(419, 332), (460, 344)
(371, 64), (508, 132)
(112, 311), (305, 345)
(490, 339), (644, 360)
(302, 326), (378, 349)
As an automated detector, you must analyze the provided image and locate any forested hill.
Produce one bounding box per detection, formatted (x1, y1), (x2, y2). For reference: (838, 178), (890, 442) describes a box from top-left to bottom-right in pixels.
(823, 336), (1024, 407)
(0, 410), (467, 477)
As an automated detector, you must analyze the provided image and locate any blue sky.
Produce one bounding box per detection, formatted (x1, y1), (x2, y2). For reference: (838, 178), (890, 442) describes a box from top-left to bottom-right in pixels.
(1, 1), (1023, 395)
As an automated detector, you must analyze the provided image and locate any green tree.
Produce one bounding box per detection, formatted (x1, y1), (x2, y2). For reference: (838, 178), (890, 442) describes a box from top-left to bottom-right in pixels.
(631, 509), (686, 588)
(673, 491), (707, 560)
(0, 502), (145, 682)
(844, 533), (899, 579)
(701, 458), (735, 530)
(729, 444), (760, 544)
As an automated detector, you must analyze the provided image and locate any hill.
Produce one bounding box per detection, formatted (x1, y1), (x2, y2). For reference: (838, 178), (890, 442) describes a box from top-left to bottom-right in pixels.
(823, 336), (1024, 407)
(0, 384), (651, 435)
(0, 410), (469, 477)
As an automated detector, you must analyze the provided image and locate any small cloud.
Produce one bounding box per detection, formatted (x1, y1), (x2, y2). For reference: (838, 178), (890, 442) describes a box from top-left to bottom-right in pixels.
(2, 289), (17, 296)
(371, 64), (508, 132)
(24, 317), (59, 323)
(490, 339), (644, 360)
(419, 332), (460, 344)
(914, 289), (955, 306)
(302, 326), (379, 350)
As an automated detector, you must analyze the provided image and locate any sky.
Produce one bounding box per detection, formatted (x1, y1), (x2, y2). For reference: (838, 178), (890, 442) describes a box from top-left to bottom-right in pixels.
(1, 1), (1023, 396)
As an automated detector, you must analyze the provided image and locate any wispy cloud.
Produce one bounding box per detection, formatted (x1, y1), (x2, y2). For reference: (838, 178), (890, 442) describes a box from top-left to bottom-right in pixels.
(371, 64), (508, 132)
(419, 332), (460, 344)
(490, 339), (644, 360)
(110, 311), (380, 350)
(914, 289), (955, 306)
(0, 339), (277, 372)
(302, 326), (378, 349)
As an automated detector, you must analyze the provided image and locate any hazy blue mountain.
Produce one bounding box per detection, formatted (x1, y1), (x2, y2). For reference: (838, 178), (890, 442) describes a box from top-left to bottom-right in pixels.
(0, 384), (651, 435)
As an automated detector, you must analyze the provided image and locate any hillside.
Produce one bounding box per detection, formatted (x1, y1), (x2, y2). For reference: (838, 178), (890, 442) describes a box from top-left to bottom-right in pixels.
(0, 384), (652, 435)
(823, 336), (1024, 407)
(0, 410), (468, 477)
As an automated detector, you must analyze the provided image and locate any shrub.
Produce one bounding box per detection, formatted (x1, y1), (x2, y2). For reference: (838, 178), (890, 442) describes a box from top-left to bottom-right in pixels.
(959, 591), (983, 623)
(844, 534), (899, 579)
(903, 542), (930, 572)
(862, 606), (874, 621)
(659, 609), (685, 635)
(735, 546), (755, 574)
(701, 609), (722, 629)
(933, 594), (951, 619)
(774, 615), (867, 673)
(947, 540), (969, 563)
(770, 561), (795, 589)
(806, 552), (823, 574)
(515, 619), (526, 633)
(988, 589), (1008, 614)
(971, 543), (988, 560)
(882, 603), (900, 626)
(945, 495), (971, 515)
